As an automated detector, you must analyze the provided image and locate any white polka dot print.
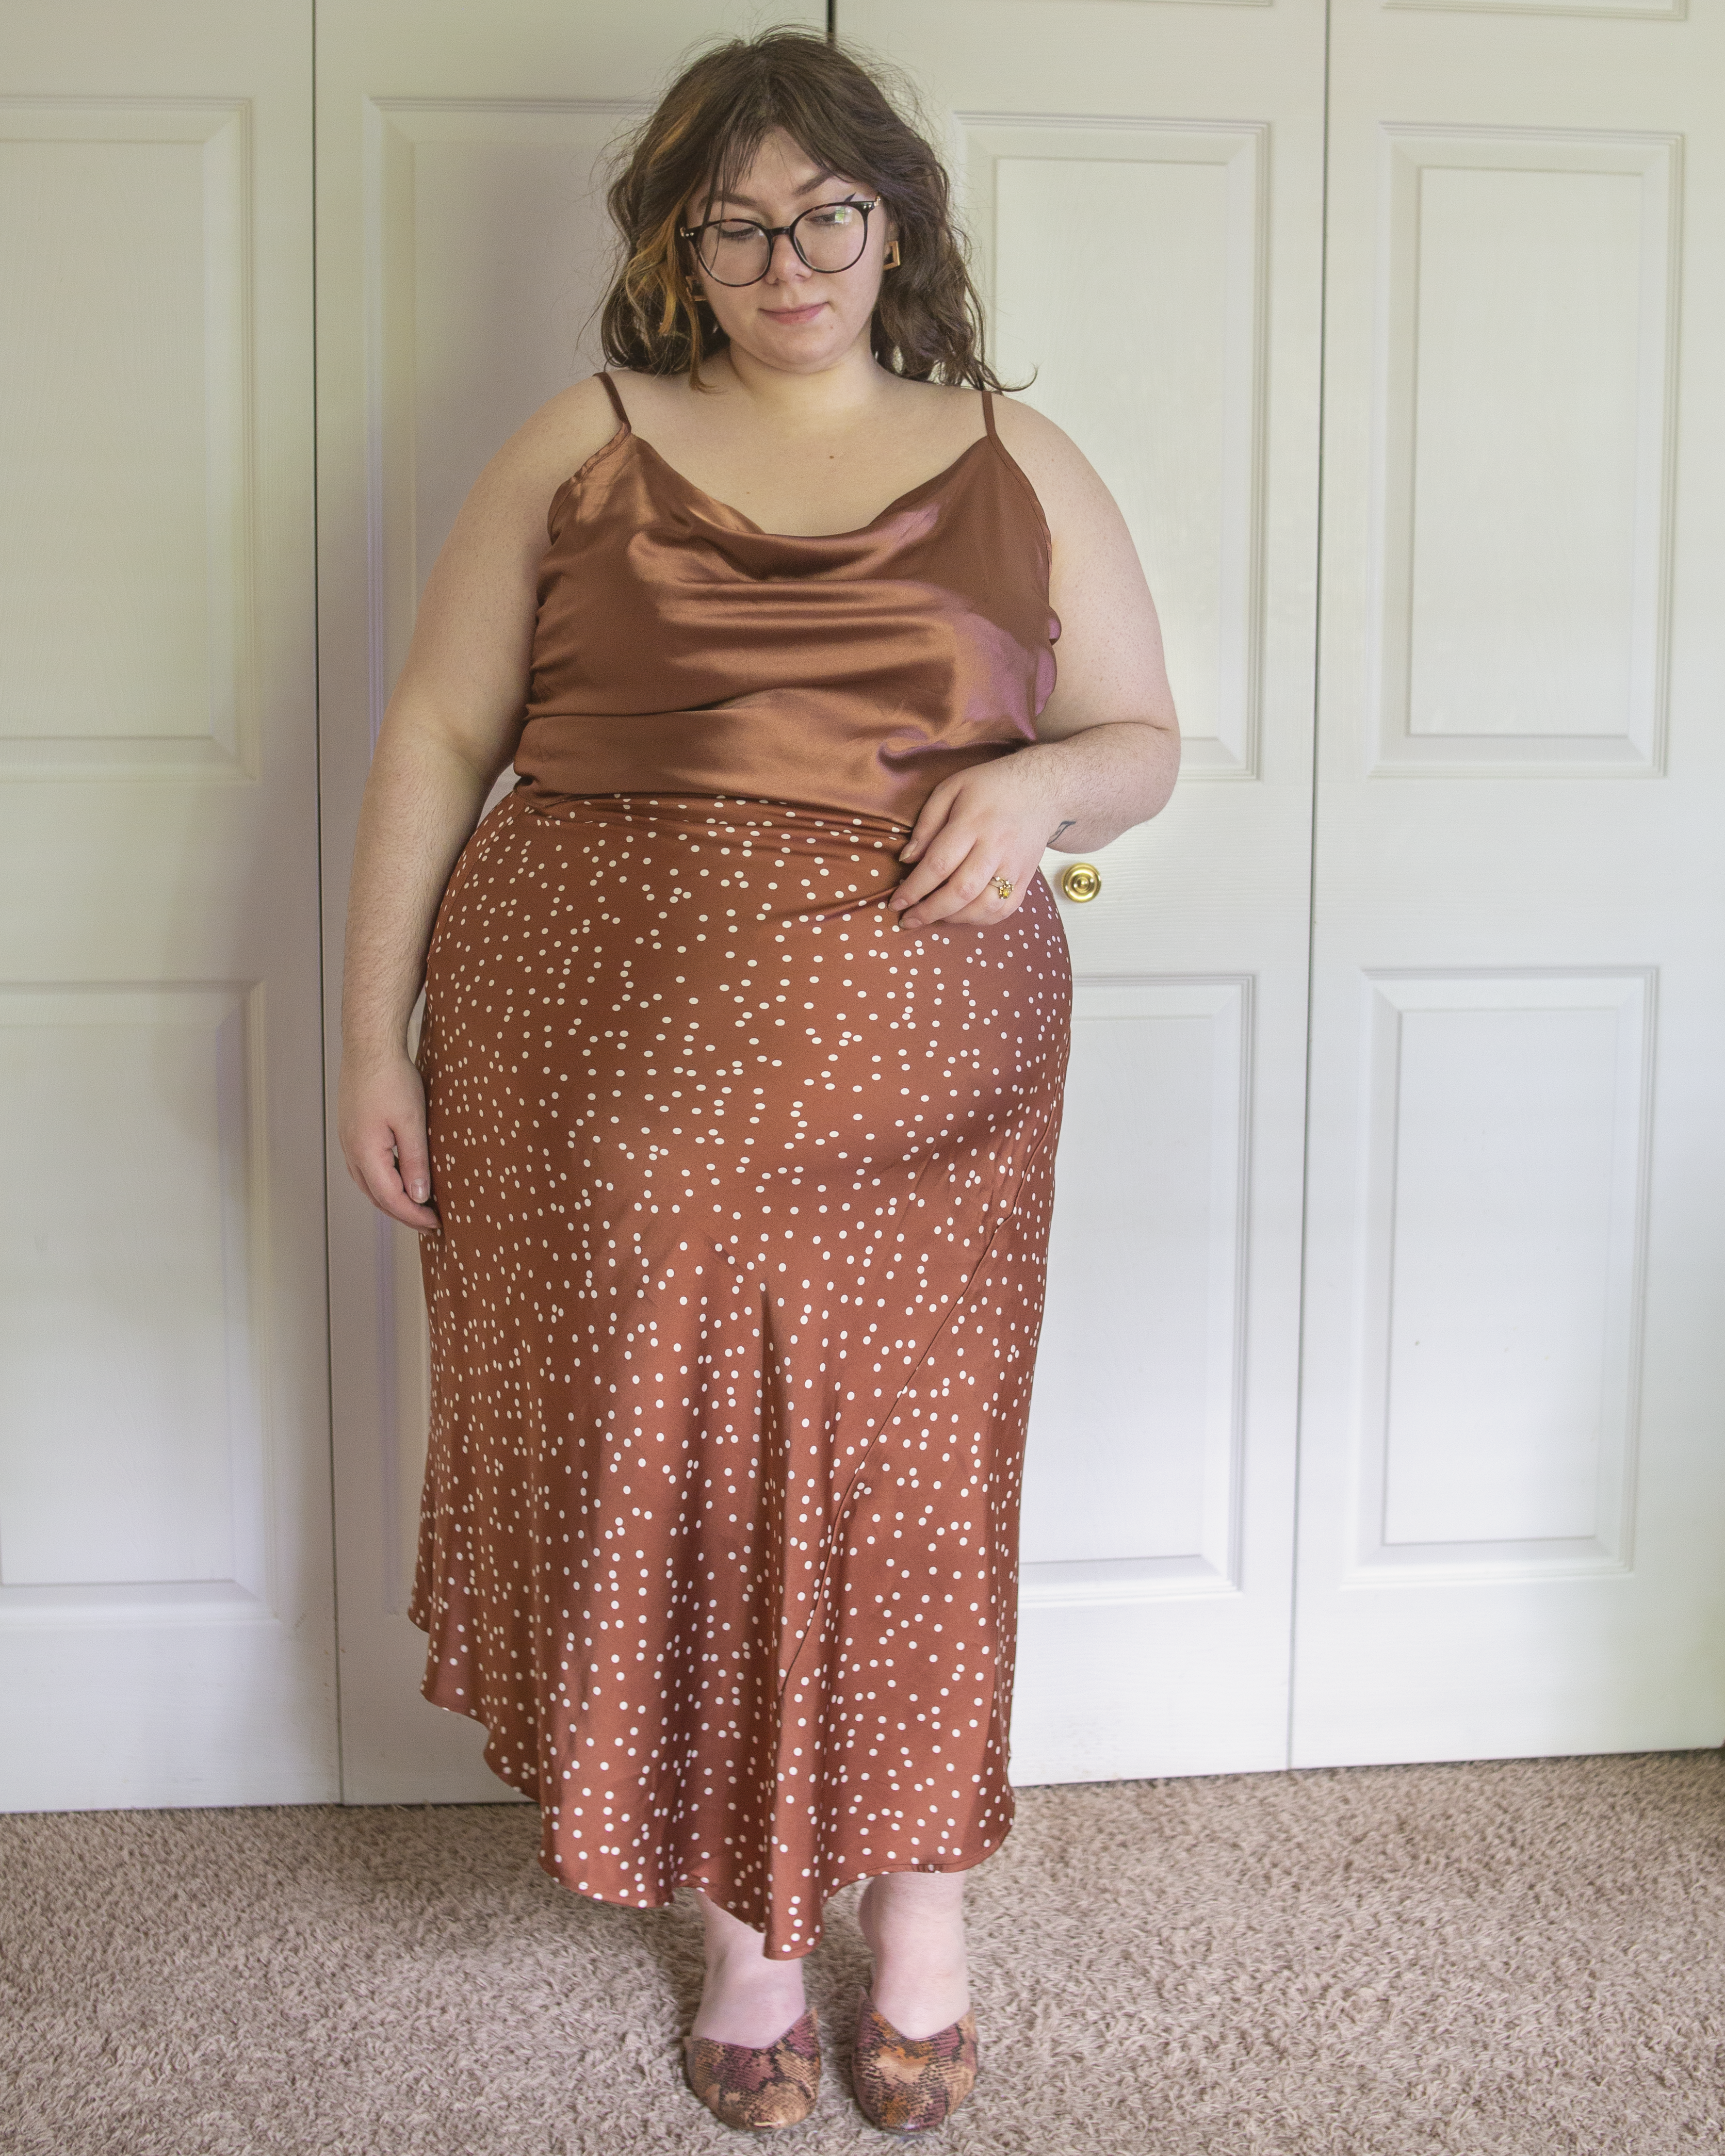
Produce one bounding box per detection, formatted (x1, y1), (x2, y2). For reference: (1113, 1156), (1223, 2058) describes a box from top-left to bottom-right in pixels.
(409, 786), (1072, 1959)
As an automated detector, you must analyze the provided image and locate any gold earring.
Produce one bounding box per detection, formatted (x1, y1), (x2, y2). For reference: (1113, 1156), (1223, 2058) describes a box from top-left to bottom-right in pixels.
(883, 239), (901, 269)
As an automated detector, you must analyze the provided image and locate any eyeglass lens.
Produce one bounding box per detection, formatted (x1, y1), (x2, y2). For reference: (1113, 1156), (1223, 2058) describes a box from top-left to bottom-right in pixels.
(694, 202), (871, 286)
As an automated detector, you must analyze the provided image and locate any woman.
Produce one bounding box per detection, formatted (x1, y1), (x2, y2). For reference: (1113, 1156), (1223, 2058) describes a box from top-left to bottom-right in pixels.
(338, 27), (1178, 2135)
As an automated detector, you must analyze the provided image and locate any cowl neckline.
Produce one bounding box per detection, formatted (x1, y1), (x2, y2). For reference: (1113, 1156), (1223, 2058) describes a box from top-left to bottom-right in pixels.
(518, 371), (1061, 826)
(562, 412), (1030, 547)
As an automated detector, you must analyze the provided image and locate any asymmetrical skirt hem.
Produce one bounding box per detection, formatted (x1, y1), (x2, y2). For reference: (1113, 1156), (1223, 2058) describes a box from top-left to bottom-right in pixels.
(410, 788), (1069, 1962)
(410, 1619), (1017, 1958)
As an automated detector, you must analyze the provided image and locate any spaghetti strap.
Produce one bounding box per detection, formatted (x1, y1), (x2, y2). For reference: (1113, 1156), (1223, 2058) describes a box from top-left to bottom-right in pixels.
(981, 388), (999, 443)
(596, 370), (630, 428)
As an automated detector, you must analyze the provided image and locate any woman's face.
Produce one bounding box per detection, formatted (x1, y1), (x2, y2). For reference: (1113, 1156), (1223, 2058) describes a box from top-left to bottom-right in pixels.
(684, 127), (894, 376)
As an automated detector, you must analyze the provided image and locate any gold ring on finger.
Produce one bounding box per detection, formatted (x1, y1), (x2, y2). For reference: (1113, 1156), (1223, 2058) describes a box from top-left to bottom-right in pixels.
(991, 874), (1014, 902)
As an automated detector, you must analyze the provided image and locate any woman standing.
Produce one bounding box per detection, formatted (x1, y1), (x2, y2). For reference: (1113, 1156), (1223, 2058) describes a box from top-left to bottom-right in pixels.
(338, 28), (1177, 2135)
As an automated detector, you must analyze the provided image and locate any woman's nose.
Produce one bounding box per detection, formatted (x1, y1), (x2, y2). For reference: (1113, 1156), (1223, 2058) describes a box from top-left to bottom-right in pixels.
(765, 230), (811, 280)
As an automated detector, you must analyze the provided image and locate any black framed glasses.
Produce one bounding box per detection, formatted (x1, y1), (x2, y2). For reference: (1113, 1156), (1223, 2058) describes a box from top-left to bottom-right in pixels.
(679, 198), (881, 287)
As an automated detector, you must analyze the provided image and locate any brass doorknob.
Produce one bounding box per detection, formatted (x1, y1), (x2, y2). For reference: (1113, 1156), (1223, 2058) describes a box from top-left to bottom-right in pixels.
(1056, 861), (1102, 903)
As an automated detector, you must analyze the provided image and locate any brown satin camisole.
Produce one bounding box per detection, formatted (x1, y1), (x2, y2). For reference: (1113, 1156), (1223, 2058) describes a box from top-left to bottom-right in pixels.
(511, 371), (1061, 826)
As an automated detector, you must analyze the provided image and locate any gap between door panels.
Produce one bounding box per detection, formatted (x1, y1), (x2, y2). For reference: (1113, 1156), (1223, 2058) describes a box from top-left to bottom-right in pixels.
(1284, 0), (1336, 1775)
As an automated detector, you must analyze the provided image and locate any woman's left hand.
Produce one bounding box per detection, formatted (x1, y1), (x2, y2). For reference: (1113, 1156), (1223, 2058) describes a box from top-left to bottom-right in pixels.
(888, 752), (1064, 930)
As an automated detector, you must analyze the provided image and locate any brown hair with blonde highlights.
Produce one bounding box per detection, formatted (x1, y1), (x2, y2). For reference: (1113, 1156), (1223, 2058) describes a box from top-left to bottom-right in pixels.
(599, 25), (1012, 390)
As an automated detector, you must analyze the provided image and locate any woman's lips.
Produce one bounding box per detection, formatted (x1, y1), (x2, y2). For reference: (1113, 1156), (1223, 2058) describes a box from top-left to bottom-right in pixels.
(761, 301), (825, 324)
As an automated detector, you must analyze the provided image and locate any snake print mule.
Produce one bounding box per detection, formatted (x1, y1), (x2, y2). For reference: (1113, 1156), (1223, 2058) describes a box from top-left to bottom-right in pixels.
(684, 2003), (821, 2130)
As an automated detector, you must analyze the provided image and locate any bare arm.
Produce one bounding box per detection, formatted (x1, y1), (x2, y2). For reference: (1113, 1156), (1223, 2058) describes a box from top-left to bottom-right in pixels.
(336, 377), (619, 1230)
(891, 398), (1179, 928)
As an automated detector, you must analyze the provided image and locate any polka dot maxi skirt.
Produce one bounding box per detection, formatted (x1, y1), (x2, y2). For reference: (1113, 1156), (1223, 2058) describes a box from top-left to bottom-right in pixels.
(409, 786), (1072, 1957)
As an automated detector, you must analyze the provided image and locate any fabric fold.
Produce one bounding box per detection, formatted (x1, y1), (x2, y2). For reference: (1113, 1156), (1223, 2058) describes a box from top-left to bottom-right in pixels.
(412, 789), (1070, 1953)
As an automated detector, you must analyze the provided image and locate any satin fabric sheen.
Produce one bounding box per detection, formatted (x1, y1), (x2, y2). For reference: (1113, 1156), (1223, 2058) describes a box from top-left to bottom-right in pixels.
(512, 384), (1061, 821)
(410, 374), (1073, 1957)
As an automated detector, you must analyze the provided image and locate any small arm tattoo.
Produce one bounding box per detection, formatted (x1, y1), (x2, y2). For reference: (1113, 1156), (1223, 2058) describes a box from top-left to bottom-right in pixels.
(1047, 819), (1076, 847)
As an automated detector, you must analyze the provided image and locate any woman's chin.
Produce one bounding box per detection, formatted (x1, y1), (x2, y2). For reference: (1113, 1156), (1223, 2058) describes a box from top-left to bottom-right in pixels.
(730, 315), (871, 374)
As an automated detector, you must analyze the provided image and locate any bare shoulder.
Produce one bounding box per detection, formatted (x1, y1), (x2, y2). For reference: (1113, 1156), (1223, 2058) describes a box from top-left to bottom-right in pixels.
(986, 392), (1115, 530)
(410, 373), (625, 636)
(606, 366), (694, 426)
(471, 373), (622, 521)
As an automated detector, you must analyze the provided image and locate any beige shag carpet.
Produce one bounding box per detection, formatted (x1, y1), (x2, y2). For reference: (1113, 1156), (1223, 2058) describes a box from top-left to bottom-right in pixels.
(3, 1754), (1722, 2155)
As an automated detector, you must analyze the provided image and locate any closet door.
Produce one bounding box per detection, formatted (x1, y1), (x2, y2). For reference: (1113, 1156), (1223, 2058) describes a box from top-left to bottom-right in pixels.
(0, 1), (335, 1806)
(844, 0), (1327, 1778)
(316, 1), (823, 1802)
(1295, 0), (1725, 1763)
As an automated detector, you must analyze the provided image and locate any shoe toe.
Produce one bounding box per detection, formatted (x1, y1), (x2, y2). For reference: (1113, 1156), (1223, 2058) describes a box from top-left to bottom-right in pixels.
(851, 1998), (978, 2133)
(685, 2005), (821, 2130)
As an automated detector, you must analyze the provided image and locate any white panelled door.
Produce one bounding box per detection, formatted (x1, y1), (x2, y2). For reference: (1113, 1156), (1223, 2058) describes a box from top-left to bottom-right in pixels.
(7, 0), (1722, 1820)
(846, 0), (1328, 1779)
(0, 2), (335, 1805)
(316, 0), (825, 1803)
(1295, 0), (1725, 1763)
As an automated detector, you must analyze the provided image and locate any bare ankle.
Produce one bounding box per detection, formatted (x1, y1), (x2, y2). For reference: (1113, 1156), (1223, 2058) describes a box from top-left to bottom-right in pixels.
(691, 1901), (807, 2046)
(857, 1872), (971, 2040)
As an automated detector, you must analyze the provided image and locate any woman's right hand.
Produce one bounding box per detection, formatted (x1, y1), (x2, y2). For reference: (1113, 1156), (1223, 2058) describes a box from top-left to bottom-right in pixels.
(338, 1047), (442, 1233)
(333, 386), (611, 1244)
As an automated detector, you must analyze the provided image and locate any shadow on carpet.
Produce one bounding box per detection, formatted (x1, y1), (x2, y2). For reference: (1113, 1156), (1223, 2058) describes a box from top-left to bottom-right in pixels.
(3, 1752), (1722, 2155)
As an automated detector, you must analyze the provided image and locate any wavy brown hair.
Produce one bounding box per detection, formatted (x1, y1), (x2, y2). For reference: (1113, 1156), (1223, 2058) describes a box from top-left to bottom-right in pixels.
(599, 26), (1011, 389)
